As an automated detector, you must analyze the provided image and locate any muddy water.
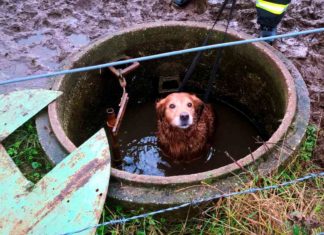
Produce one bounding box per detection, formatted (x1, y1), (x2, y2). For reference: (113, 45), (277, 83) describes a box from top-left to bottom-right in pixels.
(116, 100), (262, 176)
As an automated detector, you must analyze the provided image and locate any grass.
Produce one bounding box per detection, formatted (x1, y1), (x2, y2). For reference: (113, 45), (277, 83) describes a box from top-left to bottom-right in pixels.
(1, 121), (323, 234)
(2, 120), (52, 183)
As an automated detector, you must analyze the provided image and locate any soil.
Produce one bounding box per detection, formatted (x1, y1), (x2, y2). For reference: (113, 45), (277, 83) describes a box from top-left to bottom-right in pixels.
(0, 0), (323, 163)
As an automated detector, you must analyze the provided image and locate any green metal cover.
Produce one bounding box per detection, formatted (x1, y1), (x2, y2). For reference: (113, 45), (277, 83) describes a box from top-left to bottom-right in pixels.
(0, 90), (111, 235)
(0, 89), (62, 141)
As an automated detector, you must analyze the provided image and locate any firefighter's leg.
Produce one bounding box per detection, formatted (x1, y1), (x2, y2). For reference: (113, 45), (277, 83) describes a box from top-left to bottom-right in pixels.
(256, 0), (291, 44)
(172, 0), (191, 7)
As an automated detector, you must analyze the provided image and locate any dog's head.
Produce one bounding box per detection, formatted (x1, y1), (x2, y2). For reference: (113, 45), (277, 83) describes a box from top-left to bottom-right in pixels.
(156, 92), (204, 129)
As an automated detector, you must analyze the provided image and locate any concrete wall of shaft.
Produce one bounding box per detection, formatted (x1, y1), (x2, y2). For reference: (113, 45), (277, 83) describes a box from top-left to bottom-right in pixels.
(36, 22), (310, 209)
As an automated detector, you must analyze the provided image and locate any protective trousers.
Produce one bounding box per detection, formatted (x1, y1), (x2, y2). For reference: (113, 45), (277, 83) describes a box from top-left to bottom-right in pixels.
(256, 0), (291, 28)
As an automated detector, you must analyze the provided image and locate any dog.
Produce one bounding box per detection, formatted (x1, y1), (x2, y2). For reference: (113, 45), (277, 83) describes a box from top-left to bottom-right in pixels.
(156, 92), (214, 162)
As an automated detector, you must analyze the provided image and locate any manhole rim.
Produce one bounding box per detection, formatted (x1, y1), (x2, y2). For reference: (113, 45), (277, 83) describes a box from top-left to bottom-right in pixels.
(48, 21), (297, 185)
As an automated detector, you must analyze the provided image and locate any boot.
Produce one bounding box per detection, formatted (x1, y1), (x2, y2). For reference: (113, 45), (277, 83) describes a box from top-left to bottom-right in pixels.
(260, 25), (277, 45)
(172, 0), (191, 7)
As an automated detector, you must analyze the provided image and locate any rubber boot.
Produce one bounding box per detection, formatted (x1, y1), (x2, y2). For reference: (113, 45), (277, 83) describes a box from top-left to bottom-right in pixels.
(260, 25), (277, 45)
(172, 0), (191, 7)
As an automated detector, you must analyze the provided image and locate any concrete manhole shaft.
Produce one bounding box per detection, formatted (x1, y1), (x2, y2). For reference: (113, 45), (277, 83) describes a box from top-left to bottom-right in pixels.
(36, 22), (309, 209)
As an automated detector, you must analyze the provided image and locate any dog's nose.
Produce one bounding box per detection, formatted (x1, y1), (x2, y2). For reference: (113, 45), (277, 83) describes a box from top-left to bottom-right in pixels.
(180, 113), (189, 122)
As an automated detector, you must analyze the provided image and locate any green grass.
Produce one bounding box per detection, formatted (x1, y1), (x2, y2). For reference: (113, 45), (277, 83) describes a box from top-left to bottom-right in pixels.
(2, 120), (52, 183)
(299, 124), (317, 161)
(1, 122), (323, 234)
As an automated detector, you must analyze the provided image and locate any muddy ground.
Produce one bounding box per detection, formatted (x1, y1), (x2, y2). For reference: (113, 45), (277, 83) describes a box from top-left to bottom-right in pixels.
(0, 0), (323, 162)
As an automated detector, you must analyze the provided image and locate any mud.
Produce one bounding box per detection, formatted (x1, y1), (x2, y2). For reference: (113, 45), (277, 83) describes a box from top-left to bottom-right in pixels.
(0, 0), (323, 161)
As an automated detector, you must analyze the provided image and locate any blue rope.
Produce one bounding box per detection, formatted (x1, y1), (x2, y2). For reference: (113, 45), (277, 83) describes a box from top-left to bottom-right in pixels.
(61, 171), (324, 235)
(1, 27), (323, 86)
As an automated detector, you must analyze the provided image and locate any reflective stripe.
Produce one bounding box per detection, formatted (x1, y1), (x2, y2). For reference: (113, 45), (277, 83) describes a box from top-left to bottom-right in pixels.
(256, 0), (289, 15)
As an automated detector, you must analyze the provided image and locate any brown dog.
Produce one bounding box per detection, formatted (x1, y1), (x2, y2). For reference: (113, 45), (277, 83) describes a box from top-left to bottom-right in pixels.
(156, 92), (214, 162)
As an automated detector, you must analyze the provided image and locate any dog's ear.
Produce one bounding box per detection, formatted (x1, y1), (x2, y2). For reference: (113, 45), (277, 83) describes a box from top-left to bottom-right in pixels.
(190, 94), (205, 116)
(156, 98), (166, 120)
(190, 94), (204, 108)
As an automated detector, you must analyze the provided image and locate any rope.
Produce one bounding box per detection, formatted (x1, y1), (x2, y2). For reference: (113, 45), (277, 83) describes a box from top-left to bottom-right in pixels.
(61, 171), (324, 235)
(0, 28), (323, 86)
(178, 0), (234, 92)
(204, 0), (236, 102)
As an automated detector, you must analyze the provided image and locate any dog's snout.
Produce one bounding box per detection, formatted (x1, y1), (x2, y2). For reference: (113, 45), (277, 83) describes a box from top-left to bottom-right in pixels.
(180, 113), (189, 122)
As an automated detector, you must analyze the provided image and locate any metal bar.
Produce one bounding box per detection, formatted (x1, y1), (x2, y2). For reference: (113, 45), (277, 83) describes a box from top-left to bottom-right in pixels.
(112, 91), (128, 135)
(108, 56), (140, 78)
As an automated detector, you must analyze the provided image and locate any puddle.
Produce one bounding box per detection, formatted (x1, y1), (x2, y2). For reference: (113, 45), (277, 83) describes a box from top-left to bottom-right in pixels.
(1, 62), (30, 78)
(15, 30), (58, 69)
(68, 34), (90, 46)
(17, 31), (44, 46)
(30, 45), (58, 68)
(117, 100), (263, 176)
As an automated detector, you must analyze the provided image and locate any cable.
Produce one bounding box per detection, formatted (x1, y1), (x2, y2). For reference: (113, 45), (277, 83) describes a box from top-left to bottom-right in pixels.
(178, 0), (234, 92)
(204, 0), (236, 102)
(61, 172), (324, 235)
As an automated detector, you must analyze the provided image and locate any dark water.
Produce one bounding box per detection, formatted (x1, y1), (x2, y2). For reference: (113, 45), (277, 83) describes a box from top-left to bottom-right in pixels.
(115, 100), (263, 176)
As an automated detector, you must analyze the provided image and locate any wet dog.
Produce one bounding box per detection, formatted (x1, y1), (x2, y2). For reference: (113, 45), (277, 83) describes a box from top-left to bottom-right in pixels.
(156, 92), (214, 162)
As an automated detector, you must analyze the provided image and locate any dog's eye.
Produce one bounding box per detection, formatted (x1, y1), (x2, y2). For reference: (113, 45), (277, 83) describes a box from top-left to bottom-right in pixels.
(187, 103), (192, 108)
(169, 104), (176, 109)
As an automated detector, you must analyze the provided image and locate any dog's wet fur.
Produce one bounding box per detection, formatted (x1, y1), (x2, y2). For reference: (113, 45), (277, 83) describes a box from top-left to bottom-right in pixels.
(156, 92), (215, 162)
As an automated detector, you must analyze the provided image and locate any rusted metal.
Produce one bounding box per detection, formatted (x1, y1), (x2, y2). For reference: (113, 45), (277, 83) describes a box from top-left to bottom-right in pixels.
(106, 108), (116, 129)
(114, 92), (128, 134)
(0, 90), (111, 235)
(106, 108), (122, 163)
(108, 56), (139, 135)
(110, 70), (129, 135)
(113, 80), (129, 134)
(108, 56), (140, 78)
(105, 69), (128, 164)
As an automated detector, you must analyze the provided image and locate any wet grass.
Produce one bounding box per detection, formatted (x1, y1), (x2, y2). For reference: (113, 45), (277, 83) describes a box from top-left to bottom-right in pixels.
(2, 119), (52, 183)
(1, 121), (323, 234)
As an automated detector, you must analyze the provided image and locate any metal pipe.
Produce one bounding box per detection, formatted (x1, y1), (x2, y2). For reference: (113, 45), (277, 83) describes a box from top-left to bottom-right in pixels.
(106, 108), (116, 129)
(106, 108), (122, 163)
(108, 56), (140, 78)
